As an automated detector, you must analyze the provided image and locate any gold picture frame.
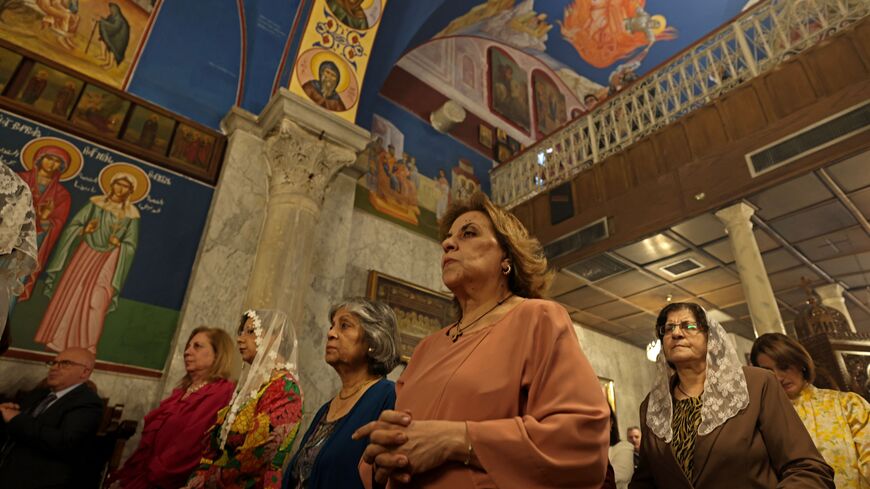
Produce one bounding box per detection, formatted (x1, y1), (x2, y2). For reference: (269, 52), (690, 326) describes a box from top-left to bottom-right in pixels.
(366, 271), (456, 362)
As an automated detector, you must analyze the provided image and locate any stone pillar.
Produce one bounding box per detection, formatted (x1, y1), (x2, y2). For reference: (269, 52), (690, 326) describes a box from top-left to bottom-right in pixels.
(815, 283), (857, 332)
(715, 202), (785, 335)
(244, 89), (369, 332)
(158, 91), (368, 399)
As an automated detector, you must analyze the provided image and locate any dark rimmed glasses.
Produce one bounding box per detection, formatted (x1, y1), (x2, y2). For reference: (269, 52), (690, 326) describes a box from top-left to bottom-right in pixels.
(657, 321), (705, 338)
(45, 359), (89, 369)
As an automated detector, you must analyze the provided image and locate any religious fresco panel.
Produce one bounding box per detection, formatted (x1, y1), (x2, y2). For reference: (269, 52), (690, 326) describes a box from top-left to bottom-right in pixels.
(0, 0), (161, 89)
(289, 0), (390, 122)
(532, 70), (567, 137)
(0, 46), (22, 93)
(353, 97), (493, 241)
(0, 108), (212, 375)
(14, 63), (84, 119)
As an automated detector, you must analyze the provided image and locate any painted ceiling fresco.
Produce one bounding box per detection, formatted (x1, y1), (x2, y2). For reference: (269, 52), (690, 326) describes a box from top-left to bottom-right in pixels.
(0, 0), (752, 130)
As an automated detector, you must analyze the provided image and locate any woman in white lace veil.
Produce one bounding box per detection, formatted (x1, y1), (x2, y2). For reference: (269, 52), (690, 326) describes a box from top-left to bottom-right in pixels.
(185, 309), (304, 489)
(629, 302), (834, 488)
(0, 164), (37, 339)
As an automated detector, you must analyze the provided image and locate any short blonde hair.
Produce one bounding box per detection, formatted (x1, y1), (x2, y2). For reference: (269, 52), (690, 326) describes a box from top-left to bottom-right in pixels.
(177, 326), (235, 390)
(439, 192), (553, 298)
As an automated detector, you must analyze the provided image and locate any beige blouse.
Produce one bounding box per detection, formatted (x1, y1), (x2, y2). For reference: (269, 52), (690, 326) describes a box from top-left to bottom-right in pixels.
(363, 299), (610, 489)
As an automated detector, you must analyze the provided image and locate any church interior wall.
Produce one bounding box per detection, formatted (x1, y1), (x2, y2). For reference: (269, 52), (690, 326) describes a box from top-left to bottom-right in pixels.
(572, 323), (657, 439)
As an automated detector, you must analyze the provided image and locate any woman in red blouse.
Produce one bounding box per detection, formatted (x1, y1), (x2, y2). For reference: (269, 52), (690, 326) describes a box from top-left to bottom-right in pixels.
(106, 327), (236, 489)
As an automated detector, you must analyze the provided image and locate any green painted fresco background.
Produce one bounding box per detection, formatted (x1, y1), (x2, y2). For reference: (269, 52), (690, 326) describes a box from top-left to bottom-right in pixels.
(9, 280), (179, 370)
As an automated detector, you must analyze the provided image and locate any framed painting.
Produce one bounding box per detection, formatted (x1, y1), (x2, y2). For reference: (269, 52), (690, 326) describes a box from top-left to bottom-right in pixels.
(71, 84), (131, 137)
(533, 70), (567, 137)
(488, 47), (530, 134)
(366, 271), (456, 362)
(169, 123), (217, 170)
(0, 46), (22, 93)
(599, 376), (616, 413)
(14, 63), (84, 119)
(478, 124), (493, 148)
(122, 105), (175, 155)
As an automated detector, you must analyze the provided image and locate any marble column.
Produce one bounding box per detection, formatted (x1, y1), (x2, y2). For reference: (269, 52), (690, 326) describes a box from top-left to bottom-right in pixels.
(244, 91), (369, 331)
(159, 90), (368, 400)
(715, 202), (785, 336)
(815, 283), (857, 332)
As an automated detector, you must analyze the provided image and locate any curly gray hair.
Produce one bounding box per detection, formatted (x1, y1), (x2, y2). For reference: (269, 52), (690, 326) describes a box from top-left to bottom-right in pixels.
(329, 297), (400, 376)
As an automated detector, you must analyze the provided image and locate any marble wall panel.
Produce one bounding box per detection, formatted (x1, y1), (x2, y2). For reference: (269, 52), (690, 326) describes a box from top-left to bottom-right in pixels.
(573, 324), (657, 442)
(159, 129), (270, 399)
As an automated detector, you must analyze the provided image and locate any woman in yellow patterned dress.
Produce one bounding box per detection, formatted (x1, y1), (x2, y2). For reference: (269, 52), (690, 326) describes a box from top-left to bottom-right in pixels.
(752, 332), (869, 488)
(184, 309), (304, 489)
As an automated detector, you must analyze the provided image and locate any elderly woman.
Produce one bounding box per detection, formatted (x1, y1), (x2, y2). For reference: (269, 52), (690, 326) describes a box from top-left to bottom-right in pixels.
(751, 332), (869, 488)
(629, 302), (834, 488)
(354, 192), (610, 488)
(283, 298), (400, 489)
(106, 327), (235, 489)
(185, 309), (303, 489)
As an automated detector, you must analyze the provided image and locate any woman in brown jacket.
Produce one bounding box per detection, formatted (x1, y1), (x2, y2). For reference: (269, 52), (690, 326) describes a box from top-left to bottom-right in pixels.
(629, 302), (834, 488)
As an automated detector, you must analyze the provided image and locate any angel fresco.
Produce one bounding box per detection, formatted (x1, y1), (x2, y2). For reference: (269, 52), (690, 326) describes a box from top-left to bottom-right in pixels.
(560, 0), (677, 68)
(0, 0), (154, 88)
(35, 162), (148, 354)
(438, 0), (551, 53)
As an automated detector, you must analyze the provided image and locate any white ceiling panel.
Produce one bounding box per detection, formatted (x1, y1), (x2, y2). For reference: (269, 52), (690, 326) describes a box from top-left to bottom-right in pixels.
(675, 268), (740, 295)
(827, 150), (870, 192)
(670, 213), (727, 246)
(595, 270), (661, 297)
(614, 234), (686, 265)
(768, 200), (857, 243)
(748, 173), (832, 220)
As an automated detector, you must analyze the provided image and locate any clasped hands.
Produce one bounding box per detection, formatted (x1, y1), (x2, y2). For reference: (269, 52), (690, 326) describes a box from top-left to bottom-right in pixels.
(351, 410), (469, 485)
(0, 402), (21, 422)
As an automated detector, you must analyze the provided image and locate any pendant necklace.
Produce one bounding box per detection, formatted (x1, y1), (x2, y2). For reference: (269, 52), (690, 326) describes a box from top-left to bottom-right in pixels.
(676, 383), (702, 399)
(447, 294), (513, 343)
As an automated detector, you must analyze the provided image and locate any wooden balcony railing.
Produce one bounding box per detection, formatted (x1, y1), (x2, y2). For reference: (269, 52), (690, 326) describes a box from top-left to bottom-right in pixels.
(490, 0), (870, 208)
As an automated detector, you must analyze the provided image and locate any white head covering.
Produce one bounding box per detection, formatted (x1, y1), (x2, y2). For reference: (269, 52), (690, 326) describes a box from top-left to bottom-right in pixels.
(645, 308), (749, 442)
(219, 308), (299, 448)
(0, 164), (37, 337)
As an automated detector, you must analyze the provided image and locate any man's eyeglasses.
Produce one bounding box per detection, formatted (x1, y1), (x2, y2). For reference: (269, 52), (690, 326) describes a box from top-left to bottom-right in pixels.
(657, 321), (705, 337)
(46, 359), (89, 369)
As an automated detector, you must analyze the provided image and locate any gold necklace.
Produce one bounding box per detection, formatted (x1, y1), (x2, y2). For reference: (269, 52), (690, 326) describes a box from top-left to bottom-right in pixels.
(447, 294), (513, 343)
(185, 380), (208, 397)
(337, 377), (378, 400)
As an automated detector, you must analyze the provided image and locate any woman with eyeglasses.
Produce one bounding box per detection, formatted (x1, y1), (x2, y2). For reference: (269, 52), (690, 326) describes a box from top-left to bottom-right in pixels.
(629, 302), (834, 488)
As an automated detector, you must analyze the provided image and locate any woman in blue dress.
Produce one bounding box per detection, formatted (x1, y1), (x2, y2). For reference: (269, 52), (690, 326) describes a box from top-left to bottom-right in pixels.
(284, 298), (401, 489)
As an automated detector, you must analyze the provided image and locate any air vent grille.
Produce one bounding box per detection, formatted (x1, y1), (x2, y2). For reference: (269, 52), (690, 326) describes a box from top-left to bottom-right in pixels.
(544, 218), (609, 260)
(661, 258), (703, 277)
(564, 254), (631, 282)
(747, 103), (869, 177)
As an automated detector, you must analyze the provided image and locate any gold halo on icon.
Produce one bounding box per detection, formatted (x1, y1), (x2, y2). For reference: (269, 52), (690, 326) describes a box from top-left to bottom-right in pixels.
(20, 137), (83, 182)
(651, 15), (668, 36)
(310, 50), (351, 93)
(98, 163), (150, 204)
(361, 0), (376, 10)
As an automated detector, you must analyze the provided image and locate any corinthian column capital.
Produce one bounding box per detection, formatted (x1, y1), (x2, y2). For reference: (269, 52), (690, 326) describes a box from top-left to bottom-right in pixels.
(263, 118), (357, 205)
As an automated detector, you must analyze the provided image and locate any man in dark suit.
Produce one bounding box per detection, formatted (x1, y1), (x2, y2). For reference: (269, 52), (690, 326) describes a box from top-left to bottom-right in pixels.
(0, 347), (103, 488)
